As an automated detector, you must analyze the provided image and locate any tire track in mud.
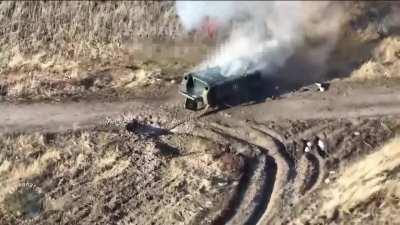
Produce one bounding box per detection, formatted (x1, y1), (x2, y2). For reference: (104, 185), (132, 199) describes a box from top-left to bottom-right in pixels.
(190, 126), (277, 225)
(1, 83), (399, 225)
(201, 122), (290, 225)
(198, 118), (344, 225)
(300, 153), (321, 195)
(130, 116), (395, 225)
(231, 121), (327, 196)
(251, 126), (296, 182)
(210, 154), (277, 225)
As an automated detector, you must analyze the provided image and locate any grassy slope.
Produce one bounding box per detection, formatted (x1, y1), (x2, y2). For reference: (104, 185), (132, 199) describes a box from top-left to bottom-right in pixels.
(295, 137), (400, 225)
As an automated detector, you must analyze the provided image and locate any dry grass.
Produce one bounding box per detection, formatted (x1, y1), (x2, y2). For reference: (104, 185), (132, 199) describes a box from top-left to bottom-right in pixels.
(94, 145), (131, 183)
(94, 159), (130, 182)
(0, 57), (170, 101)
(320, 138), (400, 223)
(0, 1), (193, 101)
(0, 1), (183, 59)
(0, 130), (241, 225)
(0, 150), (61, 205)
(2, 1), (398, 102)
(96, 151), (118, 169)
(350, 36), (400, 80)
(0, 131), (134, 211)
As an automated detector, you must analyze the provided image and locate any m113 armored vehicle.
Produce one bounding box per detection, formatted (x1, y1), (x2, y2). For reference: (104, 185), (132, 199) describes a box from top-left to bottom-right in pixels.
(179, 63), (262, 111)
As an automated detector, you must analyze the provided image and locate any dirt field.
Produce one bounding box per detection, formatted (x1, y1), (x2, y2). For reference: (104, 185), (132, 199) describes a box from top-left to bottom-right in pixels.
(0, 77), (399, 225)
(1, 1), (400, 225)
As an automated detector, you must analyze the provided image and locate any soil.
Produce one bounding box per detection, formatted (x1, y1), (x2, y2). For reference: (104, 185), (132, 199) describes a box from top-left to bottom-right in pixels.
(1, 2), (400, 224)
(0, 75), (400, 225)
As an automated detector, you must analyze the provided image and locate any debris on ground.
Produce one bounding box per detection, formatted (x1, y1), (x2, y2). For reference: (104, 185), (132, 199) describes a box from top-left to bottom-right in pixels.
(317, 139), (326, 151)
(315, 82), (329, 92)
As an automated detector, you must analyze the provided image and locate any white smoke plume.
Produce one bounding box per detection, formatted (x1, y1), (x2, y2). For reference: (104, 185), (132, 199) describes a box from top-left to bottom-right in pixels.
(176, 1), (345, 76)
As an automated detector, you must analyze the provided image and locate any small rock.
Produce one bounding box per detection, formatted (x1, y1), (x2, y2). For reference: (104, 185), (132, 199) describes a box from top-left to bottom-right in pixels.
(329, 170), (336, 175)
(317, 139), (325, 151)
(315, 82), (329, 92)
(324, 178), (330, 184)
(304, 146), (311, 153)
(170, 79), (176, 84)
(354, 131), (361, 136)
(306, 141), (313, 148)
(205, 201), (213, 207)
(223, 112), (231, 118)
(217, 182), (226, 187)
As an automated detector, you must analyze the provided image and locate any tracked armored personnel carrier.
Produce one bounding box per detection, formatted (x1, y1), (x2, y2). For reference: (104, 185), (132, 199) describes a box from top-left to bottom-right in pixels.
(179, 64), (262, 111)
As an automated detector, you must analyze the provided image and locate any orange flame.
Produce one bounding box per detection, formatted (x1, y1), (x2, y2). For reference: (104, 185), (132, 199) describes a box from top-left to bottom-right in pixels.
(201, 16), (219, 39)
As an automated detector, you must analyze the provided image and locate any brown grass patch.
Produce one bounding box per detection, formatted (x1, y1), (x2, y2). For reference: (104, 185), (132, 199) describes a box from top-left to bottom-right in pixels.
(0, 1), (183, 57)
(321, 138), (400, 221)
(350, 36), (400, 80)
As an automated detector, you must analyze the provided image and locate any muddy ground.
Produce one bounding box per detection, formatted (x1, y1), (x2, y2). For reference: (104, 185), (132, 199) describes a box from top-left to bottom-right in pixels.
(1, 2), (400, 225)
(0, 75), (400, 225)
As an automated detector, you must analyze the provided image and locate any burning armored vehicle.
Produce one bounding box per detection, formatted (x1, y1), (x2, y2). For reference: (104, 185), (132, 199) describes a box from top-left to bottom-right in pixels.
(179, 61), (263, 111)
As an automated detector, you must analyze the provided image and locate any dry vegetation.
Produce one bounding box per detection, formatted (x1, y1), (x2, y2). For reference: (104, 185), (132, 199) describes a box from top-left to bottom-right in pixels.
(0, 1), (399, 102)
(0, 2), (400, 223)
(350, 36), (400, 80)
(0, 130), (242, 224)
(295, 137), (400, 225)
(0, 1), (183, 60)
(0, 57), (174, 102)
(323, 138), (400, 215)
(322, 1), (400, 81)
(0, 1), (215, 102)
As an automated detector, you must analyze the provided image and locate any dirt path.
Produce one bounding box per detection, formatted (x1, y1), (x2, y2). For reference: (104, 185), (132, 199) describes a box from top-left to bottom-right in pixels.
(221, 81), (400, 122)
(0, 97), (180, 133)
(1, 81), (400, 134)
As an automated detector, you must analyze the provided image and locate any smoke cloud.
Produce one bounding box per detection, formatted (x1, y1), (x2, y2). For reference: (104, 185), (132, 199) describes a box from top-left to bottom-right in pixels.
(176, 1), (345, 76)
(384, 3), (400, 31)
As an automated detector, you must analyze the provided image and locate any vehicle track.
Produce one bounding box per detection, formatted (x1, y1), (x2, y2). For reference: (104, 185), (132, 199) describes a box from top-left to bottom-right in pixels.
(197, 128), (277, 225)
(204, 121), (289, 225)
(200, 114), (397, 225)
(1, 81), (400, 225)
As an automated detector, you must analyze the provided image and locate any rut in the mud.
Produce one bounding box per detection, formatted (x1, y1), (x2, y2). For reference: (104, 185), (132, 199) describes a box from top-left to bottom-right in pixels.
(0, 80), (400, 225)
(0, 102), (398, 225)
(191, 115), (398, 225)
(201, 129), (277, 225)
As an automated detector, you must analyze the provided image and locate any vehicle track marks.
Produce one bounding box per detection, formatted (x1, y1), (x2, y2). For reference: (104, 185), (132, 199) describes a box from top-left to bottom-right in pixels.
(208, 122), (289, 225)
